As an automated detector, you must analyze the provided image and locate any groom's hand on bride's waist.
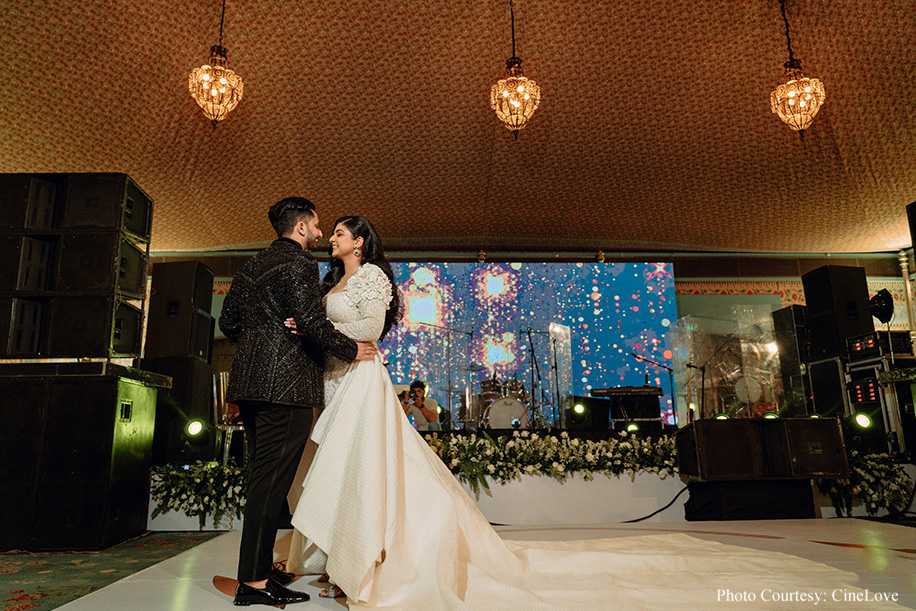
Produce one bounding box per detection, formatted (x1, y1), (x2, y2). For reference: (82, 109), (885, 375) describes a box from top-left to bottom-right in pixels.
(284, 317), (376, 360)
(355, 342), (378, 360)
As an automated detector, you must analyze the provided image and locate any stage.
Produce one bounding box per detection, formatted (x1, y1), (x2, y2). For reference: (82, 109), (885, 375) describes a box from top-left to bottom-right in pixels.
(57, 519), (916, 609)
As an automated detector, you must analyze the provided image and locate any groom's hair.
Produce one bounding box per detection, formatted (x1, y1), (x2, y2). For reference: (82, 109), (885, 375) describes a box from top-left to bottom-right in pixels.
(269, 197), (316, 237)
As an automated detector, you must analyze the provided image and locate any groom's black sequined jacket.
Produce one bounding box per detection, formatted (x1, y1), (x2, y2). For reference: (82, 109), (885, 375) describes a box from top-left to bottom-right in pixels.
(220, 238), (358, 408)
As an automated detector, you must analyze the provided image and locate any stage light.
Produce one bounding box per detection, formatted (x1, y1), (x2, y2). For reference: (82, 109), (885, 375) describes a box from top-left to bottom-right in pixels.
(763, 412), (779, 419)
(854, 413), (873, 428)
(573, 404), (585, 415)
(186, 419), (205, 437)
(869, 289), (894, 324)
(714, 413), (729, 420)
(766, 342), (778, 354)
(626, 422), (640, 432)
(809, 413), (822, 418)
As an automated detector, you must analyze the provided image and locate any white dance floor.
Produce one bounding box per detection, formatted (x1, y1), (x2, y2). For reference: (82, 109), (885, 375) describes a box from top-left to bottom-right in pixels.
(58, 519), (916, 610)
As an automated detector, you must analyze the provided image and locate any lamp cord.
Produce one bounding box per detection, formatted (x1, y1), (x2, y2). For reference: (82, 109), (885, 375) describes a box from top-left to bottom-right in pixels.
(218, 0), (227, 48)
(510, 0), (516, 59)
(779, 0), (795, 63)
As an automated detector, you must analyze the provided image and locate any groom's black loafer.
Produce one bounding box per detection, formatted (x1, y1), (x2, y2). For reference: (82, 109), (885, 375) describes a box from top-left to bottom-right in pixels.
(269, 567), (296, 586)
(234, 578), (310, 606)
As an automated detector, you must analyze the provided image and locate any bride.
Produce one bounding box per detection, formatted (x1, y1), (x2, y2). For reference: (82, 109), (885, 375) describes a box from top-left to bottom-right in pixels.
(287, 216), (898, 610)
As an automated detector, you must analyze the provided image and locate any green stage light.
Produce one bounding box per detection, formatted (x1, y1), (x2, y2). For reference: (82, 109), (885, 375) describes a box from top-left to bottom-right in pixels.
(763, 412), (779, 419)
(714, 413), (729, 420)
(186, 419), (205, 437)
(854, 413), (873, 429)
(809, 413), (822, 418)
(626, 422), (639, 432)
(573, 404), (586, 414)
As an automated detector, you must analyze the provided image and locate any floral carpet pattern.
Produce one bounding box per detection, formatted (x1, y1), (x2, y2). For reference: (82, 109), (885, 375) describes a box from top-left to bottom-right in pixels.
(0, 531), (222, 610)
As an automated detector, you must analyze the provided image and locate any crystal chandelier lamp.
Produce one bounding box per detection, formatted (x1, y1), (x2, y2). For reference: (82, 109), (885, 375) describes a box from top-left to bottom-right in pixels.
(769, 0), (825, 133)
(189, 0), (244, 128)
(490, 1), (541, 139)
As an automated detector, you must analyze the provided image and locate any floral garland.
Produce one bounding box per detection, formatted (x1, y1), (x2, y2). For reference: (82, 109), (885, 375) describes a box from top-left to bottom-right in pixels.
(816, 451), (913, 517)
(425, 430), (678, 495)
(150, 460), (246, 530)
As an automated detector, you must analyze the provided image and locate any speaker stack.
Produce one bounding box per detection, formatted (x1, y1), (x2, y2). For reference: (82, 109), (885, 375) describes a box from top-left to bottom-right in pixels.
(0, 173), (152, 358)
(143, 261), (218, 466)
(799, 265), (874, 419)
(0, 173), (168, 551)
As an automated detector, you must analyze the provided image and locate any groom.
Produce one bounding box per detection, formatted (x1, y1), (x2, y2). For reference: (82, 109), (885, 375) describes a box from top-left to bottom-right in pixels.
(220, 197), (377, 606)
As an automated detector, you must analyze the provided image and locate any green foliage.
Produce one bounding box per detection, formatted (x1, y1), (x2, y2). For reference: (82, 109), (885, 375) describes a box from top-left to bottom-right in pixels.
(816, 451), (912, 517)
(425, 430), (678, 495)
(150, 460), (247, 530)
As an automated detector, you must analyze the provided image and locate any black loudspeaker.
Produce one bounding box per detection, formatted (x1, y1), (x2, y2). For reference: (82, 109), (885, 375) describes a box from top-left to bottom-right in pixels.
(0, 373), (157, 551)
(146, 262), (214, 361)
(63, 174), (153, 240)
(0, 378), (49, 550)
(0, 234), (55, 291)
(47, 297), (142, 357)
(906, 200), (916, 249)
(0, 174), (59, 229)
(0, 297), (45, 355)
(675, 418), (848, 481)
(807, 357), (848, 417)
(759, 418), (849, 477)
(801, 266), (874, 360)
(56, 233), (147, 298)
(676, 419), (765, 480)
(772, 305), (811, 416)
(684, 480), (816, 521)
(144, 356), (217, 465)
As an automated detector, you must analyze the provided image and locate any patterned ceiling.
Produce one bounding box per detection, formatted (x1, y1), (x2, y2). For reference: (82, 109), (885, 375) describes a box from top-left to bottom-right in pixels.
(1, 0), (915, 254)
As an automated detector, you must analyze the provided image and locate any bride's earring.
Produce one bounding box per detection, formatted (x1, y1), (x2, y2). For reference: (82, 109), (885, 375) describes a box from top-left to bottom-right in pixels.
(354, 247), (361, 258)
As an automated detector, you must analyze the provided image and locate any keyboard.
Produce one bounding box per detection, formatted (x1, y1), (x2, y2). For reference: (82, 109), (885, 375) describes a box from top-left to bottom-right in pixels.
(590, 386), (663, 398)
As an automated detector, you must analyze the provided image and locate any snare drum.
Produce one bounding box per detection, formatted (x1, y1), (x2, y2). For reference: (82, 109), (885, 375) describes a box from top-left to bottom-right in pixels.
(484, 397), (528, 429)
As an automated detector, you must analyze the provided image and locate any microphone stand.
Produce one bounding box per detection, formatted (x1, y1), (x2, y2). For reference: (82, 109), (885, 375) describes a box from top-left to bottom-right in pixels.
(631, 352), (675, 424)
(551, 335), (561, 428)
(524, 327), (550, 429)
(419, 322), (473, 430)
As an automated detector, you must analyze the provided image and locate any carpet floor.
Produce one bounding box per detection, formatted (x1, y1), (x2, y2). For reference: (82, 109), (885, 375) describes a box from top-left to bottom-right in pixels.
(0, 531), (223, 611)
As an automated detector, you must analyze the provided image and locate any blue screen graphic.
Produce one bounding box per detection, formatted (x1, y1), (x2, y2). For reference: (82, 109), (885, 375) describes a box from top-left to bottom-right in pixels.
(319, 262), (677, 423)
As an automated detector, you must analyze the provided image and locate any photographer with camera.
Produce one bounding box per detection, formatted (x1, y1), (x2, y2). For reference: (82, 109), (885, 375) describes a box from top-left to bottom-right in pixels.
(400, 379), (441, 432)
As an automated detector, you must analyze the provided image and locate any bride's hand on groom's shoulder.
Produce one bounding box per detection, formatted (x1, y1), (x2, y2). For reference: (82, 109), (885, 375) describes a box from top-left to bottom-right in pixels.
(284, 317), (302, 335)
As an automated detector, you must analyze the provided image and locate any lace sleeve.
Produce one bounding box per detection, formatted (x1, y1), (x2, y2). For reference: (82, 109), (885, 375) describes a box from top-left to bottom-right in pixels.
(334, 264), (393, 342)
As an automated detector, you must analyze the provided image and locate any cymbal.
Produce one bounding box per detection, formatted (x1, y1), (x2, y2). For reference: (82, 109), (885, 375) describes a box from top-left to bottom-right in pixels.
(458, 364), (488, 372)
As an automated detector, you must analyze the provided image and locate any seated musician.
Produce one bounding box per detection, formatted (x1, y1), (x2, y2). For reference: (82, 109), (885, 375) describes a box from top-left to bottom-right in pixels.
(401, 379), (441, 431)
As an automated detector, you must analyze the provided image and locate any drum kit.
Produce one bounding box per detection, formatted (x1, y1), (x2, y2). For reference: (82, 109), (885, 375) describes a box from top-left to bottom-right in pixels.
(459, 370), (533, 429)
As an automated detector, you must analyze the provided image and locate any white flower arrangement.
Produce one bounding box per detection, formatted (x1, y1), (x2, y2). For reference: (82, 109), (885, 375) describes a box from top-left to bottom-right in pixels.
(424, 430), (678, 495)
(816, 451), (913, 517)
(150, 459), (247, 529)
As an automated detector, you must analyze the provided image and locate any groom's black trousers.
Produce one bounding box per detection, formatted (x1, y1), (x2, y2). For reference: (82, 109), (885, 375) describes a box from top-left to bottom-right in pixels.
(236, 400), (313, 582)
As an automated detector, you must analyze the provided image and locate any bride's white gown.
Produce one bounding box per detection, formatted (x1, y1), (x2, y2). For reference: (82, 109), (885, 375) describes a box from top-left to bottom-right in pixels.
(291, 264), (900, 610)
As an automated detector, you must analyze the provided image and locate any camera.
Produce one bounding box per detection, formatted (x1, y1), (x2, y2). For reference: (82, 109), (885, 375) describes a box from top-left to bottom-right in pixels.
(409, 390), (418, 399)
